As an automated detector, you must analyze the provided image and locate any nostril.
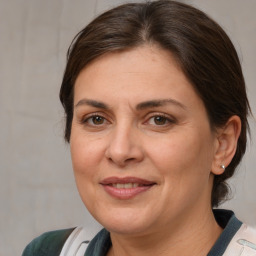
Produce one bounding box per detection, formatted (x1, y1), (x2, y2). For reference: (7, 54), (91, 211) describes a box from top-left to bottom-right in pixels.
(122, 158), (136, 165)
(105, 136), (144, 166)
(126, 157), (136, 162)
(106, 155), (137, 167)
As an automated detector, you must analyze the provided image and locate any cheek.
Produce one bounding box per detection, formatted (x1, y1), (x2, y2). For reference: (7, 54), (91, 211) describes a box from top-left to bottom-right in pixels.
(148, 128), (214, 184)
(70, 133), (105, 207)
(70, 131), (105, 178)
(151, 135), (214, 212)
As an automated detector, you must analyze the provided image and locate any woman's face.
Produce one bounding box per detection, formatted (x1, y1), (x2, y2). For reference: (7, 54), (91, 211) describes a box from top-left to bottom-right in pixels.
(70, 46), (219, 235)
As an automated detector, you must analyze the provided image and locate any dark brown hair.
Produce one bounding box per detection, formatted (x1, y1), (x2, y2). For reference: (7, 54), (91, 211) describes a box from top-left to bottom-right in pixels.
(59, 0), (251, 207)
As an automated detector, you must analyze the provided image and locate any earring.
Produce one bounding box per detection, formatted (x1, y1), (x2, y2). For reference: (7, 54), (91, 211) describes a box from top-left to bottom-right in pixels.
(221, 165), (225, 171)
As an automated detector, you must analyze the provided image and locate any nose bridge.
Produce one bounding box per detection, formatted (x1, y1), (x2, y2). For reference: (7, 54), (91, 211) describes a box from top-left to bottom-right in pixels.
(106, 119), (143, 166)
(115, 121), (135, 151)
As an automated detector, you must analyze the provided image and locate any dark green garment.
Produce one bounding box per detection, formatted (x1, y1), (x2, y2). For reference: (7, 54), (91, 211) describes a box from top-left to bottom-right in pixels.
(84, 210), (243, 256)
(22, 210), (242, 256)
(84, 229), (111, 256)
(22, 228), (75, 256)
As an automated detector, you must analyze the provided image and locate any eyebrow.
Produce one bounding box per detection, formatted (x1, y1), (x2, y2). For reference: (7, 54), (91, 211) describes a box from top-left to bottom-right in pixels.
(75, 98), (186, 110)
(75, 99), (109, 109)
(136, 99), (186, 110)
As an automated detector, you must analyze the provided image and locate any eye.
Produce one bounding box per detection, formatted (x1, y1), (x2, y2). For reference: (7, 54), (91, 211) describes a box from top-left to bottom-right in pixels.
(147, 114), (174, 126)
(82, 115), (108, 126)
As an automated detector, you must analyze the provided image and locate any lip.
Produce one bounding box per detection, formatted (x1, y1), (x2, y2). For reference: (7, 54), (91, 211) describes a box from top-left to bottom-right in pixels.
(100, 176), (156, 200)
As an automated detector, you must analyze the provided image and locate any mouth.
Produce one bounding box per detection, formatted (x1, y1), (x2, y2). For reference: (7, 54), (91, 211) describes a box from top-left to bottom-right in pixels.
(111, 183), (148, 188)
(100, 177), (156, 199)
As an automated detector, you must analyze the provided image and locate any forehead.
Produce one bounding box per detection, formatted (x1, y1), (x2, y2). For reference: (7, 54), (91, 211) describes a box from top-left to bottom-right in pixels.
(73, 45), (203, 111)
(75, 45), (181, 81)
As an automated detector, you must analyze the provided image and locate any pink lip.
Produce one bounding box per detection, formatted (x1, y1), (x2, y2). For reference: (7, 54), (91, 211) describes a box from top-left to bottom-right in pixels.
(100, 176), (156, 200)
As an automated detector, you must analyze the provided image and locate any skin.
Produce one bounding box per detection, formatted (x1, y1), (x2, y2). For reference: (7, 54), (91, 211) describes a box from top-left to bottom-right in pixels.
(70, 45), (241, 256)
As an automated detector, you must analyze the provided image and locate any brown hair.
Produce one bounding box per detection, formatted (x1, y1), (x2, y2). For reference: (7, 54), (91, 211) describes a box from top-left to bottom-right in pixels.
(59, 0), (251, 207)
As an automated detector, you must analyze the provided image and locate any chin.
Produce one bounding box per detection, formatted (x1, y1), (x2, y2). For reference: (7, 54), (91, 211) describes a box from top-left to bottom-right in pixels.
(105, 221), (152, 236)
(92, 208), (154, 235)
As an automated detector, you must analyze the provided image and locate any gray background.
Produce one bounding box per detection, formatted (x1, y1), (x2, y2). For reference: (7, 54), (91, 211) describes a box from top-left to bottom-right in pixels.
(0, 0), (255, 255)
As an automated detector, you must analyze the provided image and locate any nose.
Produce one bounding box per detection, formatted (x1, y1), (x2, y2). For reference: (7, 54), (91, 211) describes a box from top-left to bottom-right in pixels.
(105, 125), (144, 167)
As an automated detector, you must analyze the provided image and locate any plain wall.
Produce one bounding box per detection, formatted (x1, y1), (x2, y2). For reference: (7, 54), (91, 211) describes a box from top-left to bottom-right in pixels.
(0, 0), (255, 255)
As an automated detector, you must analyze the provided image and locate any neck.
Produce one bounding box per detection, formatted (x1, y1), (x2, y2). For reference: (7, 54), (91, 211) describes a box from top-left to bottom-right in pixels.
(107, 208), (222, 256)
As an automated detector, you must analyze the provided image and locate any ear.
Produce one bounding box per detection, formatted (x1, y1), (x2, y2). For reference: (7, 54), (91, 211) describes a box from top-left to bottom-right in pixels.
(211, 115), (241, 175)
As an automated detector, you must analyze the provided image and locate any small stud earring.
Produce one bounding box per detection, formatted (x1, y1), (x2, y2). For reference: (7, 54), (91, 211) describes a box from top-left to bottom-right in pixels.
(221, 165), (225, 171)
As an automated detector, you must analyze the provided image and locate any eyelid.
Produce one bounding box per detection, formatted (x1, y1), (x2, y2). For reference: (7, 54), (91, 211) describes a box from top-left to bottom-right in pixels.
(80, 112), (111, 125)
(144, 112), (176, 125)
(79, 111), (176, 127)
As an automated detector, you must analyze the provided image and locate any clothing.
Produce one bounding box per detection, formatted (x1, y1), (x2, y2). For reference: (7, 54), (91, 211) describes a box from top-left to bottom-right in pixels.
(22, 228), (75, 256)
(22, 209), (256, 256)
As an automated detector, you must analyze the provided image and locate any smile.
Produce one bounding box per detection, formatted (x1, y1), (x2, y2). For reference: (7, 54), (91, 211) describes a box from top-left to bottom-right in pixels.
(111, 183), (143, 188)
(100, 177), (156, 199)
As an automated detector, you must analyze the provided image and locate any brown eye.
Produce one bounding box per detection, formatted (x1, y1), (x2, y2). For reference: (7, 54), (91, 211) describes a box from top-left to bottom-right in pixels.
(153, 116), (168, 125)
(83, 115), (107, 126)
(147, 115), (174, 126)
(91, 116), (105, 125)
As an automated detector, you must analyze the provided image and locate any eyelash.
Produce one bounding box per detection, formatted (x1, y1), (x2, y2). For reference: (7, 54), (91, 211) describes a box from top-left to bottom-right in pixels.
(80, 112), (176, 128)
(80, 113), (109, 126)
(145, 113), (176, 126)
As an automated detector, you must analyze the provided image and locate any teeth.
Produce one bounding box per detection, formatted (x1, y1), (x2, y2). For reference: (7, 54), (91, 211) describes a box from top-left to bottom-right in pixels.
(112, 183), (140, 188)
(117, 184), (123, 189)
(124, 183), (132, 188)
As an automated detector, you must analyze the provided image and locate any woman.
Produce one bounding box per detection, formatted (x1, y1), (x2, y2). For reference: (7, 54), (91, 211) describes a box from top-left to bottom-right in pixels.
(23, 0), (255, 255)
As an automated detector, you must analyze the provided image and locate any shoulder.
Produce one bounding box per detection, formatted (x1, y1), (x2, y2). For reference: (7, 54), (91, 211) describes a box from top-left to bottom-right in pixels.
(223, 223), (256, 256)
(22, 228), (75, 256)
(210, 209), (256, 256)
